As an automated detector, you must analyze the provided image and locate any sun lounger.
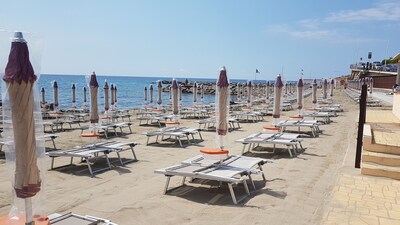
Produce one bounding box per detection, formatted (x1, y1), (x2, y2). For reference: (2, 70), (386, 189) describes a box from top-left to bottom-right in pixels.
(236, 132), (303, 157)
(0, 134), (58, 151)
(301, 112), (335, 124)
(231, 111), (263, 122)
(49, 212), (117, 225)
(155, 155), (272, 204)
(144, 126), (203, 147)
(80, 122), (133, 138)
(276, 119), (321, 137)
(81, 141), (139, 166)
(198, 117), (240, 130)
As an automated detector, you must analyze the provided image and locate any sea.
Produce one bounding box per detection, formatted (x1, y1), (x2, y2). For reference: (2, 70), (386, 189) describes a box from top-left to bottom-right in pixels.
(36, 74), (251, 110)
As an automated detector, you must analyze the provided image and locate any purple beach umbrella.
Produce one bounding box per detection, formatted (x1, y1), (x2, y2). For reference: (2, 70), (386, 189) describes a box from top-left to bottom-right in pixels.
(157, 80), (162, 108)
(71, 83), (76, 107)
(89, 72), (99, 123)
(216, 66), (229, 149)
(53, 80), (58, 110)
(172, 79), (179, 117)
(104, 80), (110, 112)
(312, 79), (317, 106)
(297, 78), (304, 115)
(273, 75), (284, 124)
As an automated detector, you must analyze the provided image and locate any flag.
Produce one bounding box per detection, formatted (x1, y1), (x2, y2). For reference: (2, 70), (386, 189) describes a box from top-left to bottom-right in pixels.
(256, 69), (260, 73)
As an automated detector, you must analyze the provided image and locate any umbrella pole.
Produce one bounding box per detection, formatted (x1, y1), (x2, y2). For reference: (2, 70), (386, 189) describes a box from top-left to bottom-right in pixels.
(25, 198), (34, 225)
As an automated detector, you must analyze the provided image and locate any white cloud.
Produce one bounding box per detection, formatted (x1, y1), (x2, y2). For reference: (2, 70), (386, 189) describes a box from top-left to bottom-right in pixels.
(267, 24), (334, 40)
(326, 2), (400, 22)
(298, 19), (320, 30)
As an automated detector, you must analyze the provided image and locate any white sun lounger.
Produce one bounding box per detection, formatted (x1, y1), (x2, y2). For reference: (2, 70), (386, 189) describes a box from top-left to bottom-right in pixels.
(155, 155), (272, 204)
(144, 126), (203, 147)
(276, 120), (321, 137)
(236, 132), (303, 157)
(198, 117), (240, 130)
(49, 212), (117, 225)
(0, 134), (58, 151)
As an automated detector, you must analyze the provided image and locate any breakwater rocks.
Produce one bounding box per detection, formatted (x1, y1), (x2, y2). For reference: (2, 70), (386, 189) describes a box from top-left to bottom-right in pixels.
(159, 80), (273, 95)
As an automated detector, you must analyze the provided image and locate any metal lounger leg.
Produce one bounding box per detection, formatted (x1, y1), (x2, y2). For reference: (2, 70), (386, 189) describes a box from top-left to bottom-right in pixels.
(228, 183), (237, 205)
(259, 165), (266, 181)
(164, 176), (171, 194)
(287, 145), (293, 157)
(51, 138), (57, 149)
(248, 175), (256, 190)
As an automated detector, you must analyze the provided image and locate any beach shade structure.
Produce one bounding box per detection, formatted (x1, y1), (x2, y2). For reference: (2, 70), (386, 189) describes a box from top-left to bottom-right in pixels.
(312, 79), (317, 107)
(236, 83), (241, 101)
(200, 84), (204, 104)
(266, 81), (270, 100)
(272, 75), (284, 125)
(53, 80), (58, 111)
(169, 86), (172, 103)
(110, 84), (115, 111)
(157, 80), (162, 109)
(330, 79), (334, 97)
(216, 66), (230, 149)
(40, 87), (45, 107)
(178, 84), (182, 104)
(144, 86), (148, 105)
(149, 84), (154, 105)
(285, 83), (288, 96)
(247, 80), (252, 107)
(369, 77), (373, 94)
(172, 79), (179, 120)
(71, 83), (76, 108)
(193, 82), (197, 105)
(103, 80), (110, 113)
(2, 31), (43, 224)
(322, 79), (328, 99)
(89, 72), (99, 124)
(297, 78), (304, 115)
(114, 85), (118, 108)
(83, 86), (87, 110)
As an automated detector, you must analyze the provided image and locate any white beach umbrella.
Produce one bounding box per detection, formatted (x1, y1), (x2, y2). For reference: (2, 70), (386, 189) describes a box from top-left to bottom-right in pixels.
(157, 80), (162, 109)
(312, 79), (317, 106)
(193, 82), (197, 105)
(104, 81), (109, 112)
(216, 67), (229, 149)
(172, 79), (179, 117)
(178, 84), (182, 104)
(369, 77), (373, 94)
(110, 84), (115, 110)
(297, 78), (304, 115)
(200, 84), (204, 103)
(322, 79), (328, 99)
(273, 75), (284, 125)
(266, 81), (270, 100)
(149, 84), (154, 105)
(247, 80), (252, 107)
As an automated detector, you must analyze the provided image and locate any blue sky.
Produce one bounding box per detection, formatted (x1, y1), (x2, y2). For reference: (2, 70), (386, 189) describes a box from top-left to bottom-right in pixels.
(0, 0), (399, 80)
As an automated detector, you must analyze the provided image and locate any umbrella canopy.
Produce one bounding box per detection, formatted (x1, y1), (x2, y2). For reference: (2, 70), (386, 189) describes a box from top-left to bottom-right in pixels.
(89, 72), (99, 123)
(312, 79), (317, 104)
(193, 82), (197, 104)
(144, 86), (148, 103)
(71, 83), (76, 105)
(247, 80), (252, 106)
(216, 67), (229, 149)
(53, 80), (58, 108)
(40, 87), (45, 104)
(178, 84), (182, 102)
(297, 78), (304, 112)
(149, 84), (154, 104)
(83, 87), (87, 103)
(266, 81), (270, 100)
(157, 80), (162, 108)
(104, 80), (109, 111)
(3, 31), (41, 197)
(330, 79), (334, 97)
(272, 75), (284, 119)
(172, 79), (179, 116)
(114, 85), (117, 106)
(110, 84), (115, 108)
(200, 84), (204, 102)
(323, 79), (328, 99)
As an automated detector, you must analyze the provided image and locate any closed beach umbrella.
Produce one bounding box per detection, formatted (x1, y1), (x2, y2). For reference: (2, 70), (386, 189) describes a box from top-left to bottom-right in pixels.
(323, 79), (328, 99)
(169, 86), (172, 101)
(297, 78), (304, 114)
(144, 86), (148, 103)
(273, 75), (284, 123)
(247, 80), (252, 107)
(200, 84), (204, 103)
(71, 83), (76, 107)
(236, 83), (241, 100)
(90, 72), (99, 123)
(178, 84), (182, 103)
(53, 80), (58, 110)
(149, 84), (154, 104)
(157, 80), (162, 108)
(172, 79), (179, 116)
(312, 79), (317, 106)
(83, 87), (87, 109)
(330, 79), (334, 97)
(3, 32), (41, 224)
(216, 66), (229, 149)
(266, 81), (270, 100)
(110, 84), (115, 109)
(114, 85), (117, 107)
(40, 87), (45, 105)
(193, 82), (197, 104)
(104, 81), (109, 112)
(369, 77), (373, 94)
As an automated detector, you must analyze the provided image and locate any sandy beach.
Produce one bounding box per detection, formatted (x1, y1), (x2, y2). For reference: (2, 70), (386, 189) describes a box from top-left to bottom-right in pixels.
(0, 89), (361, 225)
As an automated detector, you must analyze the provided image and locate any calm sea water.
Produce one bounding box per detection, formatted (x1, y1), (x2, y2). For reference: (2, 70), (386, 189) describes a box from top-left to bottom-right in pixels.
(36, 74), (251, 110)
